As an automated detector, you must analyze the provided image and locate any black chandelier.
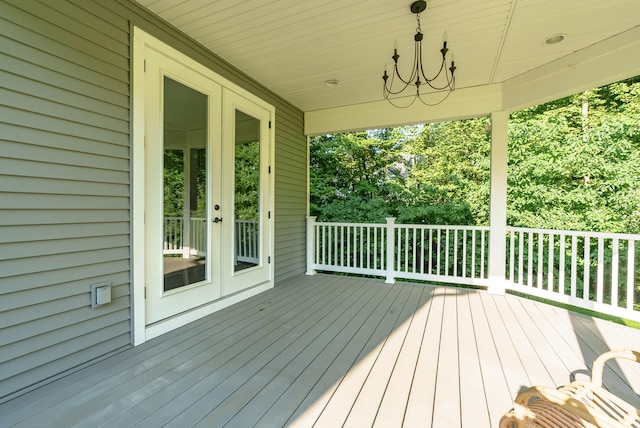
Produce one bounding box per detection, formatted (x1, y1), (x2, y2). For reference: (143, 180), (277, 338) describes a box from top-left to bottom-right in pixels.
(382, 0), (457, 108)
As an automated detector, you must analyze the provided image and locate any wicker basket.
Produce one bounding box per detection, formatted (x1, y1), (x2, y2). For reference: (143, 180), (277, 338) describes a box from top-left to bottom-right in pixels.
(500, 349), (640, 428)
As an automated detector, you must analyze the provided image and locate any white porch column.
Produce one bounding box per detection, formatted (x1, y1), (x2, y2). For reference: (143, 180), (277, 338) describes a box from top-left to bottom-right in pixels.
(488, 111), (509, 294)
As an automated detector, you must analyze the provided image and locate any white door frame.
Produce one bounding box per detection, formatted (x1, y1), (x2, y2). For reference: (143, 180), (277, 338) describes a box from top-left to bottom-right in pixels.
(131, 28), (275, 346)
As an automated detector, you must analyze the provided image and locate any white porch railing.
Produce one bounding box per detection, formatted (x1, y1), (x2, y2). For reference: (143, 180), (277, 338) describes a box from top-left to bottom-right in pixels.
(506, 226), (640, 322)
(163, 217), (207, 257)
(163, 217), (259, 264)
(306, 217), (491, 287)
(235, 219), (260, 264)
(306, 217), (640, 322)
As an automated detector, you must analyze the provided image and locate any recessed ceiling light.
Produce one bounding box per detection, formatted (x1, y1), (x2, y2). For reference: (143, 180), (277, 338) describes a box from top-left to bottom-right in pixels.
(543, 33), (566, 45)
(324, 79), (340, 87)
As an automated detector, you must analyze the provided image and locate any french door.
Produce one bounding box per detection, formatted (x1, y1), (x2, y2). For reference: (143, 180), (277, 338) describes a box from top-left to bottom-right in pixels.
(143, 47), (272, 326)
(221, 91), (272, 295)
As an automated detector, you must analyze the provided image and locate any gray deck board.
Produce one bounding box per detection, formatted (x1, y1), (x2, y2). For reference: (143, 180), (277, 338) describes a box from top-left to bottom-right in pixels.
(457, 291), (491, 428)
(1, 274), (639, 427)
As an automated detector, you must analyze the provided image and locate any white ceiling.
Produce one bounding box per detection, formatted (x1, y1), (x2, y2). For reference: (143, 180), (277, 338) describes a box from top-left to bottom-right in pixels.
(136, 0), (640, 113)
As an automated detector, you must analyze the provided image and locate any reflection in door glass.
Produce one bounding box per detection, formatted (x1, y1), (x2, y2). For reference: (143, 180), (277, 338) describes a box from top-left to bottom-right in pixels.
(234, 110), (260, 271)
(162, 77), (208, 291)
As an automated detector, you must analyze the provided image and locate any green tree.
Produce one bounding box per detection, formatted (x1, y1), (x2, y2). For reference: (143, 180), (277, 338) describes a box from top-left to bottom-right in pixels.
(507, 76), (640, 233)
(310, 129), (404, 222)
(310, 119), (491, 225)
(397, 118), (490, 225)
(234, 141), (260, 220)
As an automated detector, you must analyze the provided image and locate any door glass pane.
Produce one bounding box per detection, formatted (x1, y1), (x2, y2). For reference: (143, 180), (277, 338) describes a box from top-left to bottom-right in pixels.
(162, 77), (208, 291)
(234, 110), (260, 271)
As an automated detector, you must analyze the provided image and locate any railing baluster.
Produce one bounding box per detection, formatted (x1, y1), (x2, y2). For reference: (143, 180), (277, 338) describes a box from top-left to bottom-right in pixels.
(627, 240), (635, 311)
(597, 237), (604, 304)
(374, 226), (378, 270)
(420, 228), (425, 274)
(509, 230), (514, 282)
(471, 230), (476, 278)
(611, 238), (619, 307)
(404, 226), (409, 273)
(349, 226), (353, 268)
(359, 226), (364, 268)
(397, 226), (403, 272)
(548, 233), (554, 291)
(453, 229), (458, 277)
(445, 229), (450, 276)
(437, 228), (442, 275)
(559, 234), (565, 295)
(462, 229), (467, 278)
(584, 236), (590, 300)
(537, 232), (544, 289)
(571, 235), (577, 298)
(366, 226), (371, 270)
(518, 231), (524, 285)
(526, 232), (532, 287)
(429, 228), (434, 275)
(412, 227), (417, 273)
(480, 230), (485, 279)
(331, 225), (336, 266)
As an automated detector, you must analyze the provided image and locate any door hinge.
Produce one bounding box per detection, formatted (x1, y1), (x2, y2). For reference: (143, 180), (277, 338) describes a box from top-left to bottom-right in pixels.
(268, 166), (271, 174)
(268, 211), (271, 219)
(268, 256), (271, 263)
(144, 59), (146, 72)
(268, 121), (272, 129)
(144, 287), (147, 299)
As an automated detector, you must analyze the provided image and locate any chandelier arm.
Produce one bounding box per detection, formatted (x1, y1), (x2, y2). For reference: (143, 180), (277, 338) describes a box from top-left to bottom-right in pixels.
(384, 70), (414, 96)
(416, 85), (454, 106)
(393, 40), (421, 87)
(383, 91), (420, 108)
(432, 69), (456, 91)
(392, 63), (414, 86)
(419, 59), (445, 86)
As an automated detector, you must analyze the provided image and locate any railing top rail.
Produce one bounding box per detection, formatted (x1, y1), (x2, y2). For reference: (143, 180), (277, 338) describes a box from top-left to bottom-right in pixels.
(506, 226), (640, 241)
(394, 224), (490, 231)
(164, 217), (207, 221)
(311, 219), (489, 231)
(312, 221), (387, 227)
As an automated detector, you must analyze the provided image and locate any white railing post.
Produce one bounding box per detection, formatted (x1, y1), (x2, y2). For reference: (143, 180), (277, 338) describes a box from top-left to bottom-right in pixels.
(306, 216), (317, 275)
(385, 217), (396, 284)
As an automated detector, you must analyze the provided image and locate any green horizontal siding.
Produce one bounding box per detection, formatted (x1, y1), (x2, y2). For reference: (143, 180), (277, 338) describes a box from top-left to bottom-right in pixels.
(0, 0), (307, 401)
(0, 0), (131, 401)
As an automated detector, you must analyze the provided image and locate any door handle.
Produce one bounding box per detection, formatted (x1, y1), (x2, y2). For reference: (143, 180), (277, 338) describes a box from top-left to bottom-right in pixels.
(213, 217), (223, 223)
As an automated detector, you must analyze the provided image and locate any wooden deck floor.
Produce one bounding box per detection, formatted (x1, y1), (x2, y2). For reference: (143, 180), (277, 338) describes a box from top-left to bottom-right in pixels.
(2, 274), (640, 427)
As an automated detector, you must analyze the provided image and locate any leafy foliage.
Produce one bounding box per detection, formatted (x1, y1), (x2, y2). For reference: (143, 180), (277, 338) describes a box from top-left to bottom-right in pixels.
(310, 119), (491, 225)
(234, 141), (260, 220)
(310, 77), (640, 234)
(508, 76), (640, 233)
